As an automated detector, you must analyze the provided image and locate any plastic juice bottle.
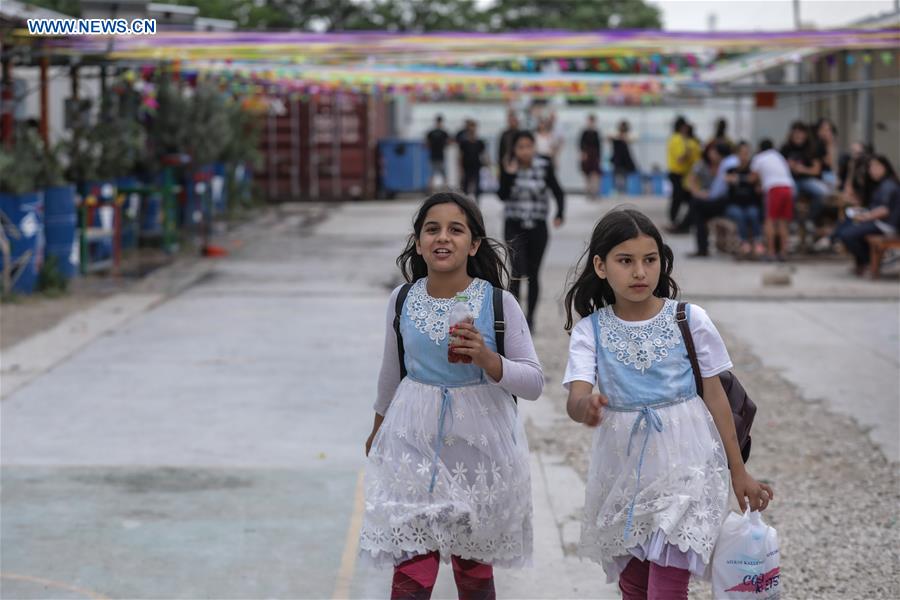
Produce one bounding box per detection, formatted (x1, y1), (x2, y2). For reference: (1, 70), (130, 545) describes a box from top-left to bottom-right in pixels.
(448, 294), (474, 364)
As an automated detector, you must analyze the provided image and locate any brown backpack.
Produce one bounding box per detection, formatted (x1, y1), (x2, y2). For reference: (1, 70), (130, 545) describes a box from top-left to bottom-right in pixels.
(676, 302), (755, 463)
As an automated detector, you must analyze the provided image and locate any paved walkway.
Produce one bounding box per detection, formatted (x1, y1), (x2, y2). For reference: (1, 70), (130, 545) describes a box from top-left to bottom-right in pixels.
(2, 194), (896, 599)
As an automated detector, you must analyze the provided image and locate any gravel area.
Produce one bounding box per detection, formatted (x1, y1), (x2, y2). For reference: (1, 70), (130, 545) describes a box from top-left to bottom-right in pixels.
(526, 286), (899, 599)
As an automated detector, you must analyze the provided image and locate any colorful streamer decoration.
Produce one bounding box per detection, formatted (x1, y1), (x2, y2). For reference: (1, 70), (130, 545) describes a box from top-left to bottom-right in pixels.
(19, 27), (899, 101)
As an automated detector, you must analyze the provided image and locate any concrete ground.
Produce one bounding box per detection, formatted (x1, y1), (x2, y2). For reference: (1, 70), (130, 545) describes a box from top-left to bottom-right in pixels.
(1, 193), (897, 599)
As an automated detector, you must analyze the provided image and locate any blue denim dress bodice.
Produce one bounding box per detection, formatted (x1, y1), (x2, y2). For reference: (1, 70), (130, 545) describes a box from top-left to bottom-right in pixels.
(592, 299), (697, 407)
(400, 277), (497, 386)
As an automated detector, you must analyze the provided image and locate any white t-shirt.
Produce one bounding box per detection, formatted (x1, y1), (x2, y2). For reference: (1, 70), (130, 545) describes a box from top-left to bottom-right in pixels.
(535, 132), (555, 156)
(750, 149), (795, 193)
(562, 303), (733, 389)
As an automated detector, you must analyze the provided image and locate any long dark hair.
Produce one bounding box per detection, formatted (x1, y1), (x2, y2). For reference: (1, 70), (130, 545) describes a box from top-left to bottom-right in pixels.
(867, 154), (898, 182)
(396, 192), (509, 289)
(563, 208), (678, 331)
(715, 117), (728, 139)
(861, 154), (899, 206)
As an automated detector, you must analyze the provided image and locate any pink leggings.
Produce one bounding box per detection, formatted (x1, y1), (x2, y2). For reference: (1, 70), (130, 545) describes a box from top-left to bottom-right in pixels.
(618, 558), (691, 600)
(391, 551), (495, 600)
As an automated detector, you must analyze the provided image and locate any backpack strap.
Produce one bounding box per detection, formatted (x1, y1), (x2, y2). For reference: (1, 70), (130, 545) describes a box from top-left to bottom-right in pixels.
(493, 287), (516, 405)
(676, 301), (705, 398)
(394, 283), (414, 380)
(493, 287), (505, 356)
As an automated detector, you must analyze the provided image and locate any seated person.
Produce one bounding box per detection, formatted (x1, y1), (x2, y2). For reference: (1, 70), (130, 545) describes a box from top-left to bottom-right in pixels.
(724, 141), (765, 258)
(832, 155), (900, 275)
(685, 142), (737, 257)
(781, 121), (829, 235)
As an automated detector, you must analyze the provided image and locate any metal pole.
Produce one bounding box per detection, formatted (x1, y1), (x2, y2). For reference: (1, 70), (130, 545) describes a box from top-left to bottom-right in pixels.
(861, 62), (874, 146)
(291, 95), (300, 199)
(311, 95), (318, 201)
(333, 93), (341, 200)
(39, 56), (49, 147)
(1, 57), (13, 147)
(793, 0), (801, 29)
(268, 110), (276, 200)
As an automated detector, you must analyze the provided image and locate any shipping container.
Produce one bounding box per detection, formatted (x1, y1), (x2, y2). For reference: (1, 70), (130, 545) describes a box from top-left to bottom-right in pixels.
(255, 92), (392, 202)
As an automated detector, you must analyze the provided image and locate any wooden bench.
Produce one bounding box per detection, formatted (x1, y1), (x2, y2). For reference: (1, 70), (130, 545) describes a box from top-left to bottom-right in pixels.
(865, 234), (900, 279)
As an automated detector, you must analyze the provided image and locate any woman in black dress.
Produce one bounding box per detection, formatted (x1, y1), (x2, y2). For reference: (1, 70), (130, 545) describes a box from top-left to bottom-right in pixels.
(609, 119), (637, 193)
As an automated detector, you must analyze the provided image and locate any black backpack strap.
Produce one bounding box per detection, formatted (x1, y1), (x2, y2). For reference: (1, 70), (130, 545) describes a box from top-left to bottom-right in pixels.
(394, 283), (413, 380)
(493, 287), (517, 405)
(493, 287), (505, 356)
(676, 301), (704, 398)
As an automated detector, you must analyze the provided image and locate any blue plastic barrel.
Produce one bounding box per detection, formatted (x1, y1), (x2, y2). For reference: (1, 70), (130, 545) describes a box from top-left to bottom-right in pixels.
(379, 139), (430, 193)
(651, 172), (666, 195)
(600, 170), (614, 197)
(141, 190), (163, 234)
(626, 172), (643, 195)
(43, 185), (78, 279)
(0, 191), (45, 294)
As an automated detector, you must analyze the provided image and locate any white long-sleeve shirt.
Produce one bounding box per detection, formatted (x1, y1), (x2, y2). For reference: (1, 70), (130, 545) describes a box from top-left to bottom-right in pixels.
(374, 286), (544, 415)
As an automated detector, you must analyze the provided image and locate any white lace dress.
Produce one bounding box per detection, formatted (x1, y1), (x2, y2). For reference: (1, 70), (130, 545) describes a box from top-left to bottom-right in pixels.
(563, 300), (733, 582)
(359, 278), (544, 568)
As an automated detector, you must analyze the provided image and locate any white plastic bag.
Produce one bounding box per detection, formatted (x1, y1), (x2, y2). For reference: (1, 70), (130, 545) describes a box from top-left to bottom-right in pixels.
(712, 510), (781, 599)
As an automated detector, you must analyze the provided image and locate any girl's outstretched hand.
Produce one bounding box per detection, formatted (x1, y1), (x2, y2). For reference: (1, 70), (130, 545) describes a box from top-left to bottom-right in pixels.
(580, 393), (608, 427)
(731, 469), (774, 512)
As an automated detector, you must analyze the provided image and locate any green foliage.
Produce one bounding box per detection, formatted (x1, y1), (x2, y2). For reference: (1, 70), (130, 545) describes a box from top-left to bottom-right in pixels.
(148, 76), (193, 168)
(37, 255), (69, 296)
(170, 0), (661, 31)
(146, 76), (260, 170)
(20, 0), (80, 16)
(486, 0), (661, 30)
(37, 140), (68, 188)
(220, 98), (262, 168)
(184, 81), (231, 166)
(62, 105), (146, 182)
(0, 126), (44, 194)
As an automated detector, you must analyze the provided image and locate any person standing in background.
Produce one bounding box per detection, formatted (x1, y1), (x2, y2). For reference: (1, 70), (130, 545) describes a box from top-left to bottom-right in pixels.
(579, 114), (603, 201)
(609, 120), (637, 194)
(499, 131), (565, 331)
(708, 117), (734, 154)
(458, 120), (488, 203)
(547, 112), (565, 166)
(425, 114), (451, 191)
(498, 109), (520, 167)
(535, 118), (556, 162)
(666, 116), (692, 231)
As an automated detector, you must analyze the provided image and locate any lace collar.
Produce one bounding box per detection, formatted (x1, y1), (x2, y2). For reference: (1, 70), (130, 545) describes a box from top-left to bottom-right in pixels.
(405, 278), (488, 344)
(595, 299), (682, 373)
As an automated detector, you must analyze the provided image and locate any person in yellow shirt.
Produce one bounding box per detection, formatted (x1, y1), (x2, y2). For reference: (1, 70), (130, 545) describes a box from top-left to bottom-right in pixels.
(666, 117), (692, 232)
(685, 124), (702, 171)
